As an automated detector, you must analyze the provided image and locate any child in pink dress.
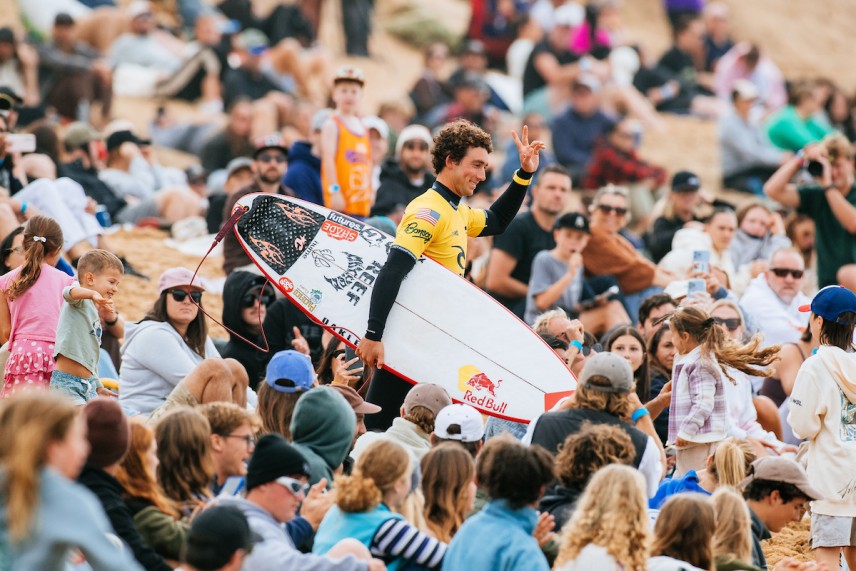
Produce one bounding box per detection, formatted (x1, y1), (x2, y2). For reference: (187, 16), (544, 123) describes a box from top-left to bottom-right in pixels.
(0, 216), (73, 398)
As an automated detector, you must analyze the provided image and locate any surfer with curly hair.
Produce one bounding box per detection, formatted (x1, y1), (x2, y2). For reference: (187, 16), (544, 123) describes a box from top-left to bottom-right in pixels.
(357, 119), (545, 429)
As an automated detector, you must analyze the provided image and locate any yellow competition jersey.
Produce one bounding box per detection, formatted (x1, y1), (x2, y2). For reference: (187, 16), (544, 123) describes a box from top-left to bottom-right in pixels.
(392, 183), (487, 275)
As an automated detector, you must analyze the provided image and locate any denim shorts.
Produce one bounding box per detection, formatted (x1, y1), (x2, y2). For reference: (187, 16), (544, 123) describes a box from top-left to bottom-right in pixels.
(811, 513), (856, 548)
(50, 370), (98, 405)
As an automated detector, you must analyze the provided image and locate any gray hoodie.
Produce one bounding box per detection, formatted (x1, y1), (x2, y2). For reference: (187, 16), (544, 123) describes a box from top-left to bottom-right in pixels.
(218, 497), (368, 571)
(118, 320), (219, 417)
(0, 468), (144, 571)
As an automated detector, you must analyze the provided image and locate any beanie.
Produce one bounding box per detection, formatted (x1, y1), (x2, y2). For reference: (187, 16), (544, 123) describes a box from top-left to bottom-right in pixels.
(246, 434), (311, 491)
(83, 398), (130, 468)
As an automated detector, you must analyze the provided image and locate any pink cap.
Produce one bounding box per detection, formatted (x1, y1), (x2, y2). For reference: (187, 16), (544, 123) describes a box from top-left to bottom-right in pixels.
(158, 267), (206, 294)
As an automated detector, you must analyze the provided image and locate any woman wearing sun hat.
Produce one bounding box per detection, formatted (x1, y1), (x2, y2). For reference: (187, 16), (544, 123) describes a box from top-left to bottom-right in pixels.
(119, 267), (248, 420)
(788, 285), (856, 569)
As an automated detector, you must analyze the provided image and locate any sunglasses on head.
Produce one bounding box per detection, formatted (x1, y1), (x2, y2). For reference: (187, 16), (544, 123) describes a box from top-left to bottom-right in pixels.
(242, 290), (275, 308)
(168, 289), (202, 303)
(713, 316), (741, 331)
(597, 204), (628, 216)
(770, 268), (804, 279)
(581, 343), (602, 357)
(275, 476), (310, 497)
(257, 153), (286, 164)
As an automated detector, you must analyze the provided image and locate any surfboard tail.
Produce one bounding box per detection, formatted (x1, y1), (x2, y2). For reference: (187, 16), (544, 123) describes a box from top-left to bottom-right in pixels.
(544, 390), (575, 412)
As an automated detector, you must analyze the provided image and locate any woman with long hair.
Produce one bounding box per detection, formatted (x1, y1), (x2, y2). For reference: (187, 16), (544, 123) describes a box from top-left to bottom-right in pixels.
(0, 393), (142, 570)
(257, 350), (315, 440)
(119, 267), (248, 419)
(648, 323), (677, 445)
(607, 325), (672, 428)
(153, 406), (213, 516)
(712, 487), (764, 571)
(314, 439), (446, 569)
(115, 418), (188, 560)
(554, 464), (649, 571)
(650, 437), (756, 509)
(649, 494), (716, 571)
(421, 443), (476, 542)
(668, 305), (779, 475)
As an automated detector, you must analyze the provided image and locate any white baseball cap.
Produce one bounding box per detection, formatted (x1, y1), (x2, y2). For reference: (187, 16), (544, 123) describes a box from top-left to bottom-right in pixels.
(433, 404), (484, 443)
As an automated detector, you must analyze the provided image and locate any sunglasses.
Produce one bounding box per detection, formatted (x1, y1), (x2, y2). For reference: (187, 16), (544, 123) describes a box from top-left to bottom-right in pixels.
(242, 291), (275, 308)
(713, 316), (741, 331)
(257, 153), (286, 164)
(168, 289), (202, 303)
(770, 268), (804, 279)
(597, 204), (628, 216)
(276, 476), (310, 497)
(403, 141), (429, 151)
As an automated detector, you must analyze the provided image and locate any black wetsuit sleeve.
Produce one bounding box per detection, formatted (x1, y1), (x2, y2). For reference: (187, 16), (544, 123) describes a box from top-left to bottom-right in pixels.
(480, 169), (534, 236)
(364, 247), (418, 341)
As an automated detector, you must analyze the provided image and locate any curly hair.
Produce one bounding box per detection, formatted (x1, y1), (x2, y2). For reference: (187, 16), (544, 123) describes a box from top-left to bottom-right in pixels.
(571, 377), (634, 420)
(336, 440), (411, 513)
(555, 465), (649, 571)
(431, 119), (493, 175)
(404, 405), (437, 435)
(555, 423), (635, 489)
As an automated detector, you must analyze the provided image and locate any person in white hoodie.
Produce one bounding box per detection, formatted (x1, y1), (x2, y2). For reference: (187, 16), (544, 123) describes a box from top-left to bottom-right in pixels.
(788, 285), (856, 570)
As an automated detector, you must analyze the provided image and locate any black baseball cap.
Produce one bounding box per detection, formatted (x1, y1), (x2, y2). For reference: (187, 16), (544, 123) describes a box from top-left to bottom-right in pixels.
(106, 130), (150, 152)
(246, 434), (310, 490)
(182, 505), (261, 569)
(54, 13), (75, 27)
(671, 170), (701, 192)
(554, 212), (590, 233)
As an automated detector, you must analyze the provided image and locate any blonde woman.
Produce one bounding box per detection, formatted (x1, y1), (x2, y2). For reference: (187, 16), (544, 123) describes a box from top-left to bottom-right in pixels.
(650, 437), (755, 509)
(313, 439), (446, 569)
(554, 464), (649, 571)
(712, 487), (764, 571)
(421, 443), (476, 542)
(0, 393), (142, 570)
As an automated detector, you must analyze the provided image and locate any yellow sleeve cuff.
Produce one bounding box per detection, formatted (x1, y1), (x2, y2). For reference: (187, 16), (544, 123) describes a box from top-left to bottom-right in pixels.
(513, 171), (533, 186)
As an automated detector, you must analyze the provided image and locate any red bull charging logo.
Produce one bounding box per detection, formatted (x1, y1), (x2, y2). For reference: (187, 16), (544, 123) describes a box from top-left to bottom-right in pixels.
(458, 365), (507, 415)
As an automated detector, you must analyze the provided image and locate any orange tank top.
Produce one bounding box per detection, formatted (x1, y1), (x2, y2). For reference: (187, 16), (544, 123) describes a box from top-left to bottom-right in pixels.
(322, 115), (372, 217)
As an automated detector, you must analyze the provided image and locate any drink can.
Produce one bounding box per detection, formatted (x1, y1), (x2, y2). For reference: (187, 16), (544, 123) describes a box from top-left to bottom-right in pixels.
(95, 205), (112, 228)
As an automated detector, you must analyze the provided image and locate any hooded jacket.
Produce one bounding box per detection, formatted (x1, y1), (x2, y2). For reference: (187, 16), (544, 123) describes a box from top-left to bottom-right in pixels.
(788, 345), (856, 516)
(290, 387), (356, 488)
(283, 141), (323, 206)
(537, 483), (582, 530)
(221, 271), (270, 389)
(371, 159), (435, 217)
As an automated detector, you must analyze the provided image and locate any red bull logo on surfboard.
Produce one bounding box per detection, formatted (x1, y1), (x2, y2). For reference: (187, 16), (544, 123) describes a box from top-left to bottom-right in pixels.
(458, 365), (507, 415)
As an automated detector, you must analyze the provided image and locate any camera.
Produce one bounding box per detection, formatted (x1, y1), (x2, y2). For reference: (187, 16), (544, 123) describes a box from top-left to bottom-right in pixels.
(806, 160), (825, 178)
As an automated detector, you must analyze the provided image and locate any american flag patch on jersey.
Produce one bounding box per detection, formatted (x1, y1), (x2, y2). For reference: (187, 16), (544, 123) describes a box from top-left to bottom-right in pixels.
(415, 208), (440, 225)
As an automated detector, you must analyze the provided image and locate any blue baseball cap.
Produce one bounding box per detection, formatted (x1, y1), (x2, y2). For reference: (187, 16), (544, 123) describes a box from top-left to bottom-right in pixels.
(265, 350), (315, 393)
(799, 285), (856, 324)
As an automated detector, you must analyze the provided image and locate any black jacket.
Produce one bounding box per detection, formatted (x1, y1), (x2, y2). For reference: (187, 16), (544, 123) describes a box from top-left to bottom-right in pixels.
(221, 271), (273, 390)
(262, 297), (325, 367)
(530, 408), (648, 467)
(78, 464), (171, 571)
(370, 159), (436, 217)
(537, 484), (583, 531)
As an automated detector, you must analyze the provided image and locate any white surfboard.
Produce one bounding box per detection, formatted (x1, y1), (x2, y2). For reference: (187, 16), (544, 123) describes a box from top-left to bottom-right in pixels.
(233, 194), (576, 423)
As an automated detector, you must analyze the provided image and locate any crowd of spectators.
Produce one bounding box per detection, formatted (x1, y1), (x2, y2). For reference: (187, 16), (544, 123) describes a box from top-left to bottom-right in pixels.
(0, 0), (855, 569)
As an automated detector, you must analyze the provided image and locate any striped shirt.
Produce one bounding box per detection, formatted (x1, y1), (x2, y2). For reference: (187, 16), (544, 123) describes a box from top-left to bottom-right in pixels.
(371, 518), (446, 569)
(668, 346), (729, 444)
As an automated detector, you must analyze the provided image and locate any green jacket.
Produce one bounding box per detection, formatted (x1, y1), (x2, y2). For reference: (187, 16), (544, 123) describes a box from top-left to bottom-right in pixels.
(126, 498), (189, 561)
(715, 554), (764, 571)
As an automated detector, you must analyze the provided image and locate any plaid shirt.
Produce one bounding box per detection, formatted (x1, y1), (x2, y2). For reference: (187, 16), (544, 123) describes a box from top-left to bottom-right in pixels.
(582, 142), (667, 190)
(669, 346), (729, 444)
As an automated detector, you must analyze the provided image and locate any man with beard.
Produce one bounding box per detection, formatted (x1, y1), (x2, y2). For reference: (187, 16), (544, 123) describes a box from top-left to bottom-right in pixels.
(222, 134), (293, 275)
(370, 124), (435, 223)
(485, 164), (572, 318)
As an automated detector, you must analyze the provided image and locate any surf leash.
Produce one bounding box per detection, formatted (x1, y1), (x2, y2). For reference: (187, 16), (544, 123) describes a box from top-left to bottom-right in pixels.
(184, 205), (276, 354)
